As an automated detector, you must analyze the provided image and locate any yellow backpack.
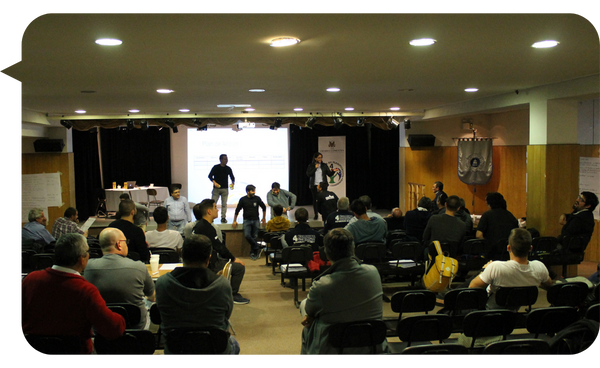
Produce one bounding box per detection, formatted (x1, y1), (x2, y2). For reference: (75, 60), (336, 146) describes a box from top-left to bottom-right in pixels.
(423, 240), (459, 292)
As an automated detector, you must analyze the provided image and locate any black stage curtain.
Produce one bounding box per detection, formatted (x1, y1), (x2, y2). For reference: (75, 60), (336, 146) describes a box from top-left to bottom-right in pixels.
(289, 124), (399, 211)
(72, 128), (103, 220)
(99, 127), (171, 190)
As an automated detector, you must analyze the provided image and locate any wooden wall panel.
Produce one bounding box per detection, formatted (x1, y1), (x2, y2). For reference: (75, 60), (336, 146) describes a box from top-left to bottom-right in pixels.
(22, 153), (75, 231)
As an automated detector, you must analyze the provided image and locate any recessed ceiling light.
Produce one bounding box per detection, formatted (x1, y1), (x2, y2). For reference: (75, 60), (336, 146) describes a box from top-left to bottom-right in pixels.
(129, 109), (140, 113)
(390, 107), (401, 111)
(157, 89), (174, 94)
(270, 37), (301, 47)
(294, 108), (303, 111)
(326, 87), (340, 92)
(345, 107), (354, 111)
(95, 38), (123, 46)
(75, 110), (86, 114)
(217, 104), (251, 108)
(179, 109), (190, 113)
(249, 89), (265, 92)
(532, 40), (559, 48)
(409, 38), (436, 46)
(245, 108), (255, 112)
(465, 88), (479, 92)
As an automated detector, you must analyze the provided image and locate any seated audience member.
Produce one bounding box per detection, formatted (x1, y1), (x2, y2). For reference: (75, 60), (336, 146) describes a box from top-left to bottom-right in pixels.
(108, 199), (150, 263)
(403, 197), (432, 242)
(423, 195), (467, 257)
(155, 234), (240, 354)
(344, 199), (387, 245)
(84, 228), (155, 329)
(437, 197), (473, 235)
(266, 182), (297, 219)
(347, 195), (384, 225)
(430, 194), (446, 215)
(22, 208), (56, 246)
(266, 204), (291, 232)
(51, 207), (88, 239)
(476, 192), (518, 259)
(282, 207), (323, 251)
(315, 181), (339, 222)
(22, 233), (125, 353)
(193, 199), (249, 305)
(164, 185), (192, 235)
(300, 228), (387, 354)
(145, 206), (183, 253)
(558, 191), (598, 247)
(323, 197), (354, 234)
(385, 207), (404, 231)
(468, 228), (554, 309)
(118, 193), (150, 230)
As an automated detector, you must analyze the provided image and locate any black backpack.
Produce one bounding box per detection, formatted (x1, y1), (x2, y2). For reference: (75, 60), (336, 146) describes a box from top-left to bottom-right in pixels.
(549, 318), (599, 354)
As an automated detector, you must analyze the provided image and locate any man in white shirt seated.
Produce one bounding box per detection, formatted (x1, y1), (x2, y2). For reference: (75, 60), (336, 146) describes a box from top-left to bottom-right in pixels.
(146, 206), (183, 254)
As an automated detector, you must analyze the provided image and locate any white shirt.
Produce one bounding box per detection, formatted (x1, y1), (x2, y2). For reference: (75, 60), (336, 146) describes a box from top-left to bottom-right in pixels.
(479, 260), (549, 296)
(145, 229), (183, 250)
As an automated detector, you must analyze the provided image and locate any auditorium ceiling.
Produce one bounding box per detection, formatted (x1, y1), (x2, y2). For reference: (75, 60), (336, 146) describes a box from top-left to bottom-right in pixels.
(3, 13), (599, 126)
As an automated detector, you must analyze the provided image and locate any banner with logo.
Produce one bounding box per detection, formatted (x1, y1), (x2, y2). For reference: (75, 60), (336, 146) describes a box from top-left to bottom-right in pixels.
(457, 138), (493, 185)
(318, 136), (346, 198)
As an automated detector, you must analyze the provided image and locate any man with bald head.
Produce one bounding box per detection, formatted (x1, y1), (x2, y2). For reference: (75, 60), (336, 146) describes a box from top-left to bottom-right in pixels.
(108, 199), (150, 262)
(84, 227), (155, 329)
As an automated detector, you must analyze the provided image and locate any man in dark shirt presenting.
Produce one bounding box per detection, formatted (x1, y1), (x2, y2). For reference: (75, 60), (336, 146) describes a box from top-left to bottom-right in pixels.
(208, 154), (235, 223)
(232, 185), (267, 260)
(108, 199), (150, 263)
(193, 199), (249, 304)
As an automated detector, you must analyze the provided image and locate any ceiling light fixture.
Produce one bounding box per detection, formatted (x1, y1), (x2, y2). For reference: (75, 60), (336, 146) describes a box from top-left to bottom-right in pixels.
(129, 109), (140, 113)
(294, 108), (303, 112)
(270, 37), (301, 47)
(95, 38), (123, 46)
(356, 117), (365, 127)
(126, 119), (135, 130)
(305, 116), (317, 129)
(409, 38), (437, 46)
(74, 110), (86, 114)
(404, 119), (411, 130)
(345, 107), (354, 111)
(140, 120), (149, 131)
(157, 89), (174, 94)
(60, 120), (73, 129)
(333, 113), (344, 129)
(249, 89), (265, 92)
(245, 108), (255, 112)
(532, 40), (559, 48)
(273, 118), (283, 128)
(164, 119), (178, 133)
(464, 88), (479, 92)
(326, 87), (340, 92)
(179, 109), (190, 113)
(390, 107), (400, 111)
(386, 116), (400, 130)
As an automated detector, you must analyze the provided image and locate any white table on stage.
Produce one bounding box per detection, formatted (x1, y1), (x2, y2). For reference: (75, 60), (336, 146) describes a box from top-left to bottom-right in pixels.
(105, 186), (169, 212)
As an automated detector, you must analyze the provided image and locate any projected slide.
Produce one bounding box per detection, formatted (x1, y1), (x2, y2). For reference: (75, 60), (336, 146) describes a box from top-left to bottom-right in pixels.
(187, 127), (289, 206)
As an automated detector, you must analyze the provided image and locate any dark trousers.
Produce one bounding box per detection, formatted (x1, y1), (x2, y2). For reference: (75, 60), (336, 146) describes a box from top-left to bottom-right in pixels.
(212, 258), (245, 294)
(310, 185), (319, 218)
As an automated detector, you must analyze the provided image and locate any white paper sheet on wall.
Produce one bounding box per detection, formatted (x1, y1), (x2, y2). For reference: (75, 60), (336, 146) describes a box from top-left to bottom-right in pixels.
(579, 157), (600, 220)
(22, 172), (62, 222)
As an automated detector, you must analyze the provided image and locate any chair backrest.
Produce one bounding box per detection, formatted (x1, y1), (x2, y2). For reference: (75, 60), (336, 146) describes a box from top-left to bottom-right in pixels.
(443, 288), (487, 316)
(107, 303), (142, 329)
(281, 245), (312, 266)
(397, 314), (453, 346)
(25, 334), (82, 354)
(390, 290), (436, 317)
(149, 303), (162, 325)
(31, 253), (55, 270)
(165, 328), (229, 354)
(222, 260), (233, 281)
(461, 238), (487, 256)
(526, 306), (580, 338)
(462, 310), (516, 347)
(400, 343), (468, 354)
(531, 236), (559, 256)
(94, 329), (156, 354)
(564, 235), (589, 253)
(585, 303), (600, 322)
(264, 231), (287, 249)
(328, 320), (387, 354)
(495, 286), (538, 311)
(546, 282), (589, 307)
(390, 240), (422, 262)
(150, 248), (180, 263)
(482, 338), (550, 354)
(355, 242), (386, 264)
(147, 188), (158, 196)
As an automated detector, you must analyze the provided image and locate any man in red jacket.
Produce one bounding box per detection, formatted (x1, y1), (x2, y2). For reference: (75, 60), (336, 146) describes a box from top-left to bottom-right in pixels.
(22, 233), (125, 353)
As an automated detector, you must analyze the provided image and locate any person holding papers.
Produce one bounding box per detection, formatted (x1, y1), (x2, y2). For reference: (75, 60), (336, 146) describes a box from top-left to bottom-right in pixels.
(51, 207), (88, 239)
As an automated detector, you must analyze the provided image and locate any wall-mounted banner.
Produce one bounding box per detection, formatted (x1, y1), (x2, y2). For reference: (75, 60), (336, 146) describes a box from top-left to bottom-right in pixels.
(457, 138), (493, 185)
(318, 136), (346, 198)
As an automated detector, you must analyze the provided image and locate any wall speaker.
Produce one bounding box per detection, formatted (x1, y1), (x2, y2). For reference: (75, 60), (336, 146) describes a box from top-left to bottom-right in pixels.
(34, 139), (65, 152)
(407, 134), (435, 148)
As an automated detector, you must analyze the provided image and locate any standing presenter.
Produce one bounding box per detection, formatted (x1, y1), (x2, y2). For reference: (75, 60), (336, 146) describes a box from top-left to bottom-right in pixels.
(208, 154), (235, 223)
(306, 152), (339, 220)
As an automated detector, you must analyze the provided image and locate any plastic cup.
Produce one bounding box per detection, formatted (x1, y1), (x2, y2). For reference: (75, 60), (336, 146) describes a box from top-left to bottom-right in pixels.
(150, 255), (160, 273)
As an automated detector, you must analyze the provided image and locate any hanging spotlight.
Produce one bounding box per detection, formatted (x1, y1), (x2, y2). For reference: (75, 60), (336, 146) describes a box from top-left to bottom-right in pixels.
(165, 119), (178, 133)
(333, 113), (344, 129)
(140, 120), (149, 131)
(60, 120), (73, 129)
(126, 119), (135, 130)
(197, 125), (208, 132)
(404, 119), (411, 130)
(273, 118), (283, 128)
(356, 117), (365, 127)
(305, 116), (317, 129)
(386, 116), (400, 130)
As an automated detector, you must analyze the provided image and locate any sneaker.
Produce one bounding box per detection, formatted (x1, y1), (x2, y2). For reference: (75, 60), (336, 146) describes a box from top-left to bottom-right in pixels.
(221, 218), (227, 223)
(255, 247), (265, 259)
(249, 252), (258, 261)
(233, 293), (250, 304)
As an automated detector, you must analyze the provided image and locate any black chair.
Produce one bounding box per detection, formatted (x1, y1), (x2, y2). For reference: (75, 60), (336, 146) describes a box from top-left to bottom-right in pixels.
(25, 334), (82, 354)
(106, 303), (142, 329)
(440, 288), (487, 331)
(328, 320), (387, 354)
(264, 230), (286, 270)
(387, 240), (425, 285)
(280, 245), (314, 308)
(149, 304), (163, 349)
(523, 306), (580, 340)
(387, 229), (407, 245)
(482, 338), (550, 354)
(150, 248), (180, 263)
(30, 253), (55, 270)
(461, 309), (517, 350)
(22, 249), (37, 273)
(88, 248), (102, 258)
(355, 242), (387, 270)
(127, 251), (140, 261)
(458, 239), (488, 272)
(530, 236), (559, 259)
(384, 289), (437, 336)
(546, 282), (589, 307)
(94, 329), (156, 354)
(495, 286), (538, 328)
(388, 314), (454, 353)
(165, 328), (229, 354)
(585, 303), (600, 322)
(400, 343), (468, 354)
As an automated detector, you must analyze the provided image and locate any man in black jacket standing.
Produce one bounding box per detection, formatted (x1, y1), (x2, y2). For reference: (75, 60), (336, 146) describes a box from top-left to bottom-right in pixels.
(232, 185), (267, 260)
